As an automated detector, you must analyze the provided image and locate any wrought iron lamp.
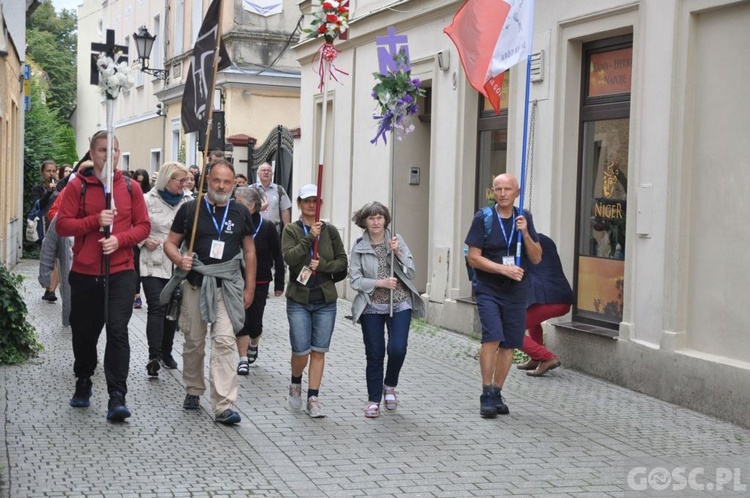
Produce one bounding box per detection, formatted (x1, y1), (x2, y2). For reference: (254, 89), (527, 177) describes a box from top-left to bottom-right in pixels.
(133, 26), (168, 81)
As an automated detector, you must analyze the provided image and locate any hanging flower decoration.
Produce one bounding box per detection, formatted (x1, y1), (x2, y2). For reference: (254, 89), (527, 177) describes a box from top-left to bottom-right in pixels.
(302, 0), (350, 43)
(370, 50), (425, 145)
(303, 0), (351, 91)
(96, 51), (134, 100)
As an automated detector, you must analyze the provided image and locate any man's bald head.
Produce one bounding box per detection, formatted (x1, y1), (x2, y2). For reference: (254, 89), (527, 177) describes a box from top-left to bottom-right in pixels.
(493, 173), (519, 191)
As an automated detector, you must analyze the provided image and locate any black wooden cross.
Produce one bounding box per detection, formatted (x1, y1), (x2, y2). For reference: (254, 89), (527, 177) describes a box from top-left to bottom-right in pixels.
(90, 29), (129, 85)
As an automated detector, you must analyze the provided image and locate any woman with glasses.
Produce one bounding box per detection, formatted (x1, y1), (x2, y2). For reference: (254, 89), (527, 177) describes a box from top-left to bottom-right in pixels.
(139, 162), (193, 376)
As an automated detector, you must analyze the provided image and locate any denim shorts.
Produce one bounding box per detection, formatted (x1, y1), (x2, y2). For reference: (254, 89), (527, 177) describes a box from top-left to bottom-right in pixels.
(286, 299), (337, 355)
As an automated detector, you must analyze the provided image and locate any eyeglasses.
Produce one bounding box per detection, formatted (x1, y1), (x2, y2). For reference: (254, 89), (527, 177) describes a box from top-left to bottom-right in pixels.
(172, 177), (189, 184)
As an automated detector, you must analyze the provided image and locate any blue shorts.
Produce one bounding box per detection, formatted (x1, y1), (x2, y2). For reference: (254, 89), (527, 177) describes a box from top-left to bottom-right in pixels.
(475, 292), (526, 348)
(286, 299), (337, 355)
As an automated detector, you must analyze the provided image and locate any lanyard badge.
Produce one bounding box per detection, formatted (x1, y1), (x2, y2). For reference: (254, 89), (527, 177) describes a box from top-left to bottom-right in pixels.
(497, 207), (516, 265)
(205, 197), (230, 259)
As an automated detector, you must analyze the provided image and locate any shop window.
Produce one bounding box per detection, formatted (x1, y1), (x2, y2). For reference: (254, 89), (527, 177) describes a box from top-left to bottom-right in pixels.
(574, 35), (632, 328)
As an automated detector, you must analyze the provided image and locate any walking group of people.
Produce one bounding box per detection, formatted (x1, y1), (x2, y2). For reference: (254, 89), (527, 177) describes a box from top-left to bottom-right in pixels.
(34, 132), (575, 424)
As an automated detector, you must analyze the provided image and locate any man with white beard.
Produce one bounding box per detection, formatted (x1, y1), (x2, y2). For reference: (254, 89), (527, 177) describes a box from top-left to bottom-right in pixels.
(163, 159), (257, 425)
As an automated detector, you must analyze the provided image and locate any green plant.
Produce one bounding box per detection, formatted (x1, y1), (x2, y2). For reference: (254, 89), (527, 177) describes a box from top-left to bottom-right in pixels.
(513, 349), (529, 364)
(411, 317), (439, 337)
(370, 50), (426, 145)
(0, 264), (43, 364)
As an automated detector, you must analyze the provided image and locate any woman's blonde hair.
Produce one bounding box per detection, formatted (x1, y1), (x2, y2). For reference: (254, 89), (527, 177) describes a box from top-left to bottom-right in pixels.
(155, 162), (189, 192)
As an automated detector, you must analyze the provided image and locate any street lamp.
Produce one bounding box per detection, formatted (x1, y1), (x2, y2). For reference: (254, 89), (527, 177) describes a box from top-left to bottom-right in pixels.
(133, 26), (168, 81)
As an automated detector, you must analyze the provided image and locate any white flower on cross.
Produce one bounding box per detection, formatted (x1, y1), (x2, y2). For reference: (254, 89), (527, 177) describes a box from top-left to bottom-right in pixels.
(97, 51), (134, 100)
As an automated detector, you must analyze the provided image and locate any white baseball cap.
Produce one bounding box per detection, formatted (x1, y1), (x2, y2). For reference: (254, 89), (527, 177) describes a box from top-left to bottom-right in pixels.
(297, 184), (320, 200)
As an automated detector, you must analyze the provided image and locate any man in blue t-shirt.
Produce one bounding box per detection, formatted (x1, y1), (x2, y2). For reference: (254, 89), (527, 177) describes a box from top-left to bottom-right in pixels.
(465, 173), (542, 418)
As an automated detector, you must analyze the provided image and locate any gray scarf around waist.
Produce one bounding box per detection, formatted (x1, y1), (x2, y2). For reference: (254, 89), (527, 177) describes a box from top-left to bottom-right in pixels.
(160, 252), (246, 333)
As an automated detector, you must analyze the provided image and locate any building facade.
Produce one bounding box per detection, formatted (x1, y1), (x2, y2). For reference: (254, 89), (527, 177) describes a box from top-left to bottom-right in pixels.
(0, 0), (40, 266)
(75, 0), (301, 177)
(293, 0), (750, 427)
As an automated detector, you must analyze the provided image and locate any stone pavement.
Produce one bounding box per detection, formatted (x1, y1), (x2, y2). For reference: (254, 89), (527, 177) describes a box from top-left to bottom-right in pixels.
(2, 259), (750, 497)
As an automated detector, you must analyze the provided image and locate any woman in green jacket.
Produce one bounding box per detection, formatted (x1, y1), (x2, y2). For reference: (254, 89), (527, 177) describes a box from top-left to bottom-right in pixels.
(282, 184), (348, 418)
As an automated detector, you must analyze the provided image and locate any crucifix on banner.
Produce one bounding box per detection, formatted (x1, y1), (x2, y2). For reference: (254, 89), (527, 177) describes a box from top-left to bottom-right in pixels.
(376, 27), (410, 74)
(90, 28), (129, 210)
(90, 28), (132, 324)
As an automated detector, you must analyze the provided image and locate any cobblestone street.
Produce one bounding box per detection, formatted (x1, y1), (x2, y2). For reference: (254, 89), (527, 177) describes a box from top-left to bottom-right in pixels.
(2, 259), (749, 497)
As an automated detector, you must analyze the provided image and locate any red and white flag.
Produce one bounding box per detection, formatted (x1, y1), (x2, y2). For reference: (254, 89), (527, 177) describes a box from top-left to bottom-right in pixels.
(444, 0), (534, 114)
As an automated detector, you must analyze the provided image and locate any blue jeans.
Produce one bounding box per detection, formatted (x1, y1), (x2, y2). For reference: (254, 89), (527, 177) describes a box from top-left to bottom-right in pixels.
(360, 309), (412, 403)
(286, 299), (337, 355)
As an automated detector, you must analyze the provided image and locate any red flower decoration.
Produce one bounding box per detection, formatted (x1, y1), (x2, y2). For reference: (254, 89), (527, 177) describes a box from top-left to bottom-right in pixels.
(303, 0), (350, 44)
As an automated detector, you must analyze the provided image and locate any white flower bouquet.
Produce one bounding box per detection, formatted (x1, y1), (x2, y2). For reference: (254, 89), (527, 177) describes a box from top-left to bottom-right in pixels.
(96, 51), (134, 100)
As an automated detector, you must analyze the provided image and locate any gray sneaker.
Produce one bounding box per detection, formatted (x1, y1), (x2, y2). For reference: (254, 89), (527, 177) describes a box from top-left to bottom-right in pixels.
(306, 396), (325, 418)
(288, 383), (303, 411)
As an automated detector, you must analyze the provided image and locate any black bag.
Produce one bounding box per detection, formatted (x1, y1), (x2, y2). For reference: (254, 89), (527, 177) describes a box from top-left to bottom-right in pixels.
(331, 268), (347, 283)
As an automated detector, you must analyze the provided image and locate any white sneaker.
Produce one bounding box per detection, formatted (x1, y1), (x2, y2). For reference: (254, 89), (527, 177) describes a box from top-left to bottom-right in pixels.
(288, 383), (303, 411)
(306, 396), (325, 418)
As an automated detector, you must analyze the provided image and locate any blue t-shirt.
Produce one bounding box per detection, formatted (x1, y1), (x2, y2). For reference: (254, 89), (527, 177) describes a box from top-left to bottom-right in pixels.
(464, 206), (539, 296)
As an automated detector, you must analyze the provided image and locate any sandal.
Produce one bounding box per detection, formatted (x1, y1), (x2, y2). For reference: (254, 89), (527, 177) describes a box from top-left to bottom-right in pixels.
(237, 361), (249, 376)
(248, 345), (259, 365)
(383, 386), (398, 412)
(364, 402), (380, 418)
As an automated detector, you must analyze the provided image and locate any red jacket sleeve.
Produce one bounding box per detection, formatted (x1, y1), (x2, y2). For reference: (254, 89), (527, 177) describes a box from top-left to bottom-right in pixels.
(113, 181), (151, 249)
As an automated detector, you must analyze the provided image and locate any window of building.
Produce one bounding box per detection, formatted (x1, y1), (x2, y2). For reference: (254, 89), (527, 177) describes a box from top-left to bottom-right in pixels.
(151, 149), (162, 173)
(151, 15), (161, 81)
(475, 71), (509, 211)
(175, 0), (185, 56)
(121, 153), (130, 172)
(573, 35), (632, 329)
(171, 118), (181, 161)
(192, 0), (202, 44)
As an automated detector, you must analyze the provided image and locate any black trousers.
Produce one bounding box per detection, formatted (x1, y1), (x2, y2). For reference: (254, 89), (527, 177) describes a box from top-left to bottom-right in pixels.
(69, 270), (136, 395)
(141, 276), (177, 360)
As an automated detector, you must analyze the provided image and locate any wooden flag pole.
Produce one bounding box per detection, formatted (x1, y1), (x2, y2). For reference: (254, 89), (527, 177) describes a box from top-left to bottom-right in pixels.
(188, 0), (225, 255)
(312, 57), (331, 262)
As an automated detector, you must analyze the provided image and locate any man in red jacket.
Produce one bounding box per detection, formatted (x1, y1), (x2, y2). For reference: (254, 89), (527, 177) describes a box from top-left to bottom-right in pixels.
(57, 130), (151, 421)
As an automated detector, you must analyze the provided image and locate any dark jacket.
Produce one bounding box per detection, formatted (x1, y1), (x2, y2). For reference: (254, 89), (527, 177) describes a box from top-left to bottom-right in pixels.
(250, 212), (285, 293)
(527, 234), (576, 307)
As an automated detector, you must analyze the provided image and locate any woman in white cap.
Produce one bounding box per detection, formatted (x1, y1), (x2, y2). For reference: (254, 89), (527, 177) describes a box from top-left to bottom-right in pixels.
(281, 184), (348, 418)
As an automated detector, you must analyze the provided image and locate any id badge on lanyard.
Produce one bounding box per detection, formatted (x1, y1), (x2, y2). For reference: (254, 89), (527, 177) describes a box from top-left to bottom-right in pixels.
(206, 197), (230, 260)
(498, 207), (516, 266)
